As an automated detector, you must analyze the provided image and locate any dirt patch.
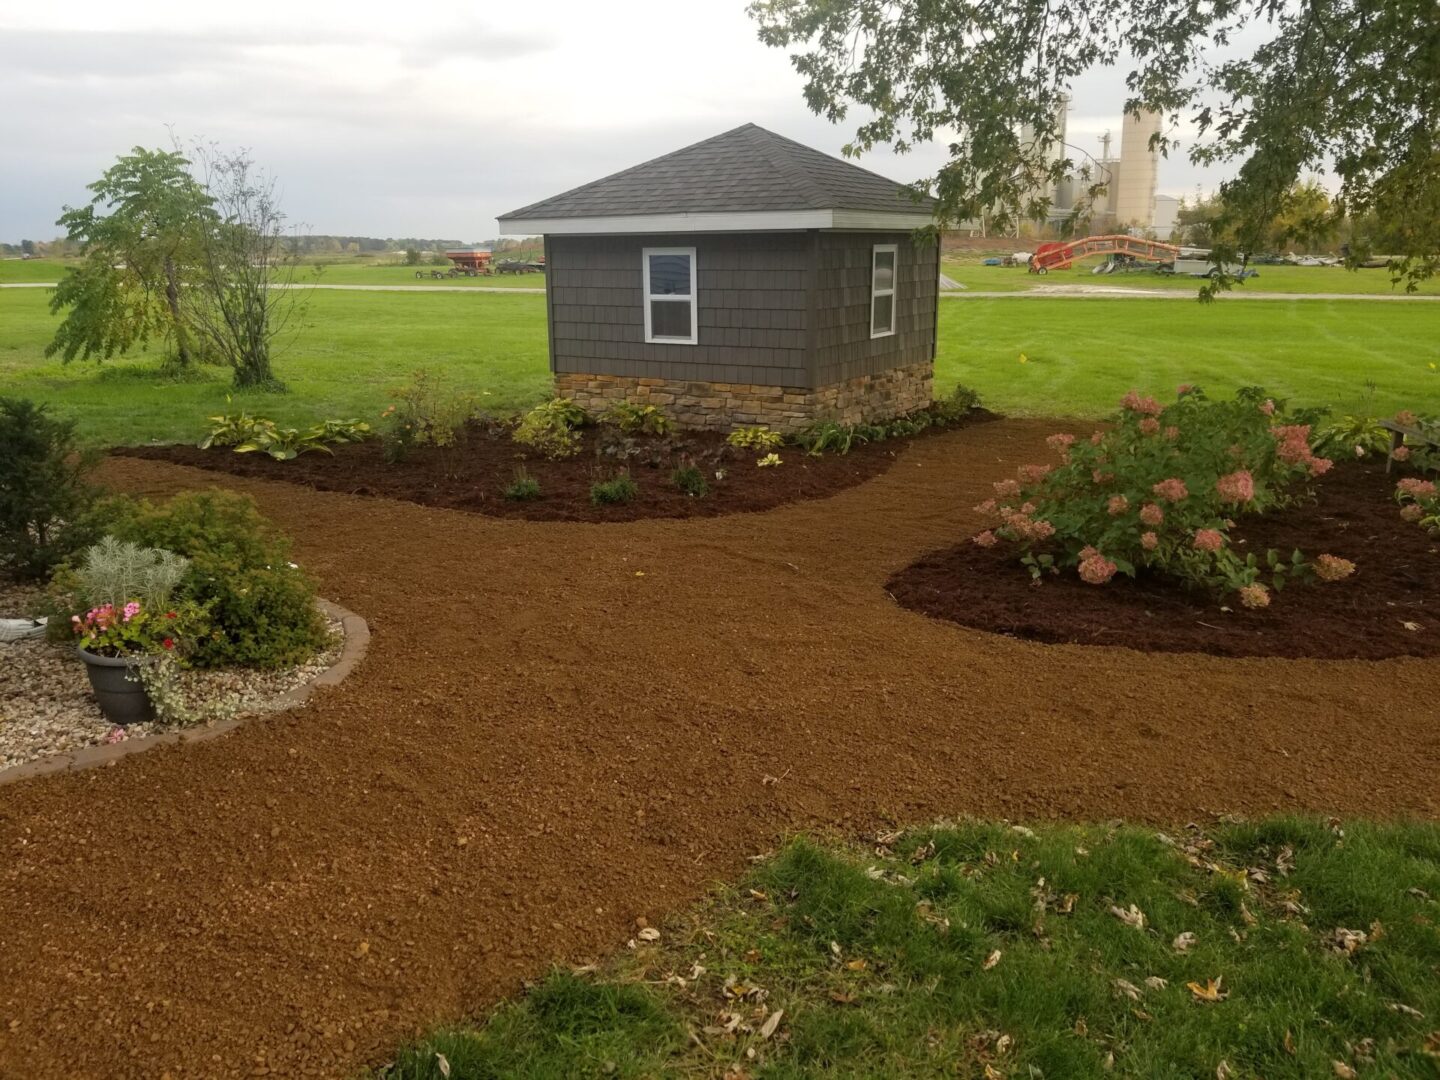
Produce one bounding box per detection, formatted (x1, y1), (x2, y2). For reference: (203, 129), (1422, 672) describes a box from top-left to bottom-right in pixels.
(114, 411), (996, 522)
(888, 461), (1437, 660)
(0, 418), (1434, 1080)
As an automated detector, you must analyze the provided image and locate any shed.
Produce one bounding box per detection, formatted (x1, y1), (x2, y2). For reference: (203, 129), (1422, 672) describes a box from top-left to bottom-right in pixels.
(498, 124), (938, 432)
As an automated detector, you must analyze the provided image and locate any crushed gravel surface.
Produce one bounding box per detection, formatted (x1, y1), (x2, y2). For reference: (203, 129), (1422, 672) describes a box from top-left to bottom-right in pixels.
(0, 581), (342, 774)
(0, 418), (1435, 1079)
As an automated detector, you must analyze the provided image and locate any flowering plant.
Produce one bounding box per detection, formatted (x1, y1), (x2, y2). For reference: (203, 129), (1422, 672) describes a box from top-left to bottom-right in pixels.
(1396, 474), (1440, 533)
(973, 386), (1356, 606)
(71, 599), (207, 659)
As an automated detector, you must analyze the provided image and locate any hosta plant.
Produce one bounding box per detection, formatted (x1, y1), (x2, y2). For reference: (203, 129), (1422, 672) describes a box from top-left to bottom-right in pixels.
(513, 398), (591, 459)
(602, 402), (673, 435)
(726, 426), (785, 451)
(973, 386), (1355, 607)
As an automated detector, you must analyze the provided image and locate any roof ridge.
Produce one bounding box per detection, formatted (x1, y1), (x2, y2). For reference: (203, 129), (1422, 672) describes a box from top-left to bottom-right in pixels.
(744, 126), (832, 209)
(749, 125), (929, 207)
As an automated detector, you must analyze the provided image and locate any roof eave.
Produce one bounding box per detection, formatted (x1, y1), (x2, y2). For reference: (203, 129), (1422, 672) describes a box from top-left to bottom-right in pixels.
(496, 208), (935, 236)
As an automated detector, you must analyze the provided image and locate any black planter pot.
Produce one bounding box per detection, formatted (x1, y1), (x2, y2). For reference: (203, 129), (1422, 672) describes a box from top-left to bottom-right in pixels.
(77, 649), (154, 726)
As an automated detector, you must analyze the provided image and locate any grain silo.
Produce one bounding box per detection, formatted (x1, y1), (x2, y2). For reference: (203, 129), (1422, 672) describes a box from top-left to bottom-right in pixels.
(1115, 109), (1161, 228)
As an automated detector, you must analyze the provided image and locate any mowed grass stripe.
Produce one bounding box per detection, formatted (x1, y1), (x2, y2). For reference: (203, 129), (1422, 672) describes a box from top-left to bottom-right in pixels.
(2, 287), (1437, 444)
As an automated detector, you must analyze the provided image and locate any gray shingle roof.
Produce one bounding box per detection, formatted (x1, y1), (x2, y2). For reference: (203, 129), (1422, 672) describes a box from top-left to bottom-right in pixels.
(499, 124), (932, 221)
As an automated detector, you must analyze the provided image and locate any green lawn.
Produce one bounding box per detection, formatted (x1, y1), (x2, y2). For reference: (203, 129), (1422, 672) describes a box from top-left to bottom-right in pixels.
(941, 257), (1440, 297)
(381, 818), (1440, 1079)
(3, 287), (1438, 444)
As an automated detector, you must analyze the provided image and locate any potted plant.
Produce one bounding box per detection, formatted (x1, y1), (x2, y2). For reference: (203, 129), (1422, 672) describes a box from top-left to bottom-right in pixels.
(61, 538), (204, 725)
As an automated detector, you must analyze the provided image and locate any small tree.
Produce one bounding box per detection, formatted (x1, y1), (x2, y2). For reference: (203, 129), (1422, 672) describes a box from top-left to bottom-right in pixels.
(47, 148), (212, 370)
(404, 247), (422, 266)
(185, 144), (310, 390)
(0, 398), (97, 581)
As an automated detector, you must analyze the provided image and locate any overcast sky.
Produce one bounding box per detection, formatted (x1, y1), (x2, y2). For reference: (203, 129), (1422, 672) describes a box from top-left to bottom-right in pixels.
(1, 0), (1239, 243)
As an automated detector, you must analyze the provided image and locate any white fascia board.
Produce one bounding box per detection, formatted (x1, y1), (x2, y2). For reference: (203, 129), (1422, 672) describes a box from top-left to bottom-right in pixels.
(497, 208), (934, 236)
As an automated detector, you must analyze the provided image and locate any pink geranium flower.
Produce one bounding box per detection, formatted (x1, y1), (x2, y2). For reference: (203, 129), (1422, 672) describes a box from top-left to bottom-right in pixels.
(1192, 529), (1225, 553)
(1152, 478), (1188, 502)
(1139, 502), (1165, 526)
(122, 601), (140, 623)
(1313, 554), (1356, 582)
(1215, 469), (1255, 504)
(1238, 583), (1271, 609)
(1107, 494), (1129, 516)
(1078, 553), (1118, 585)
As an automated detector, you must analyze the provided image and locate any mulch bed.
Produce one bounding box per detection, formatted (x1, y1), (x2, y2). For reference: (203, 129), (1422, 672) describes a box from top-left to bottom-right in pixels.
(888, 460), (1437, 660)
(114, 410), (996, 521)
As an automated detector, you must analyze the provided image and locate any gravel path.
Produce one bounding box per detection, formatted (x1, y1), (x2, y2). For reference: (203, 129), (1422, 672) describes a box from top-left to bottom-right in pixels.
(0, 422), (1435, 1079)
(0, 582), (342, 775)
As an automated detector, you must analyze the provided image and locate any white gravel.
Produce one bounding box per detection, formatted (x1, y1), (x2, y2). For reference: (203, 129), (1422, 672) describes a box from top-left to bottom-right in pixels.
(0, 582), (343, 773)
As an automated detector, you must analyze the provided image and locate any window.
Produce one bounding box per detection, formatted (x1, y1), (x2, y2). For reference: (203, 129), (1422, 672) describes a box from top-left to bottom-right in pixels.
(870, 243), (897, 338)
(643, 247), (697, 344)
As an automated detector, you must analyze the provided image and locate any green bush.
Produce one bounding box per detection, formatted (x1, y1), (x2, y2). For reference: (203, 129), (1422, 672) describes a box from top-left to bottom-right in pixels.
(0, 397), (98, 581)
(382, 370), (474, 462)
(602, 402), (673, 435)
(503, 467), (542, 502)
(590, 472), (638, 506)
(672, 462), (708, 497)
(513, 398), (590, 459)
(796, 420), (875, 455)
(102, 490), (328, 668)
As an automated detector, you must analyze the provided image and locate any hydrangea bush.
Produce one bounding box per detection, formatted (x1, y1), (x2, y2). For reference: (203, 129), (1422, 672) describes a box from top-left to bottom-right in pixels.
(973, 386), (1356, 607)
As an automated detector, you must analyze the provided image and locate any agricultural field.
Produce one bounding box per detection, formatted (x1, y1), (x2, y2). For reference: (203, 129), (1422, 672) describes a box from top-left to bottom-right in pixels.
(0, 256), (546, 289)
(3, 286), (1438, 444)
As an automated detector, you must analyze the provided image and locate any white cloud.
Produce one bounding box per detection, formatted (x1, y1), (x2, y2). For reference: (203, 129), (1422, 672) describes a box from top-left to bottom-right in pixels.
(0, 0), (1240, 241)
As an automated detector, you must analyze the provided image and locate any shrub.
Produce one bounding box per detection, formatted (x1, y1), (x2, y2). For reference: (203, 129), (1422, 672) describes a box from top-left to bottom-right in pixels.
(101, 491), (328, 668)
(0, 397), (98, 581)
(973, 386), (1353, 605)
(504, 467), (542, 502)
(672, 460), (708, 497)
(726, 426), (784, 451)
(1396, 475), (1439, 532)
(933, 383), (981, 422)
(602, 402), (673, 435)
(73, 536), (188, 611)
(382, 370), (474, 462)
(590, 472), (638, 505)
(513, 398), (590, 459)
(796, 420), (873, 455)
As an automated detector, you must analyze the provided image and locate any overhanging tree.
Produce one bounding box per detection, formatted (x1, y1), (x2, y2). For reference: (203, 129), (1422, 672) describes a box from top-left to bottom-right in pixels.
(48, 148), (212, 368)
(749, 0), (1440, 293)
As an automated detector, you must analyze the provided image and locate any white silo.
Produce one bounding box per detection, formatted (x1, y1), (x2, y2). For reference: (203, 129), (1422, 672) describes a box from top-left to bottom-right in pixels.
(1115, 109), (1162, 228)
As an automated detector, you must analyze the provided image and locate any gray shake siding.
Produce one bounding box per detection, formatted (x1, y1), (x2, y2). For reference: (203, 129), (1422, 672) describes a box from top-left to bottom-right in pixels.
(546, 231), (936, 390)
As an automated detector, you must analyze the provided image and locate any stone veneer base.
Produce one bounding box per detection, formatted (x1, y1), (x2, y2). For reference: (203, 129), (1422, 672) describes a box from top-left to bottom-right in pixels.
(555, 361), (935, 434)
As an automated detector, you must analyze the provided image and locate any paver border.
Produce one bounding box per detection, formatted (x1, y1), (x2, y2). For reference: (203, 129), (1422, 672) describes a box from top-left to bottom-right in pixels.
(0, 599), (369, 788)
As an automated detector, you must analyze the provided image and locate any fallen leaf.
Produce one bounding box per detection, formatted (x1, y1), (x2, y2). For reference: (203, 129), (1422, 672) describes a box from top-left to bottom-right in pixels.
(758, 1009), (783, 1040)
(1216, 1062), (1233, 1080)
(1109, 904), (1147, 930)
(1401, 620), (1421, 632)
(749, 889), (768, 901)
(1187, 977), (1227, 1003)
(994, 1033), (1013, 1055)
(1387, 1002), (1424, 1019)
(1407, 887), (1431, 901)
(845, 958), (868, 971)
(637, 927), (660, 942)
(1284, 1029), (1296, 1056)
(1057, 893), (1078, 915)
(982, 949), (1003, 971)
(1330, 927), (1368, 954)
(1173, 931), (1198, 953)
(829, 941), (842, 958)
(1332, 1062), (1357, 1079)
(1073, 1017), (1088, 1036)
(1144, 976), (1169, 991)
(1112, 978), (1143, 1001)
(1276, 846), (1296, 876)
(435, 1052), (451, 1078)
(828, 990), (856, 1005)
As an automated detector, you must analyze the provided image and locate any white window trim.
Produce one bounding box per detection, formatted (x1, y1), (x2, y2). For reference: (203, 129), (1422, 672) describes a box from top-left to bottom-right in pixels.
(870, 243), (898, 339)
(642, 246), (698, 345)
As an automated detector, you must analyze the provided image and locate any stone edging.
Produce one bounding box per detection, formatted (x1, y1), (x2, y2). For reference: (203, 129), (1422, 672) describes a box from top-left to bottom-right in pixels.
(0, 599), (369, 789)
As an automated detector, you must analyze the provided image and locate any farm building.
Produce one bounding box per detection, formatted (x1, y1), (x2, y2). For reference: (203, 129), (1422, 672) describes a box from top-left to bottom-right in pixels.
(498, 124), (937, 432)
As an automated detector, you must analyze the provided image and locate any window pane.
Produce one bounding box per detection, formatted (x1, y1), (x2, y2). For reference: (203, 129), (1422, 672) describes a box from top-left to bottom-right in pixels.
(872, 293), (894, 334)
(873, 250), (895, 291)
(650, 299), (693, 339)
(648, 253), (692, 296)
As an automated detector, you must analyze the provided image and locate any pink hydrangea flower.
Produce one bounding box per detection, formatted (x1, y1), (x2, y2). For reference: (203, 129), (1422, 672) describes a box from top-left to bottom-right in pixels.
(1079, 545), (1100, 561)
(1140, 531), (1159, 551)
(104, 727), (127, 745)
(973, 530), (998, 548)
(1164, 426), (1180, 441)
(1215, 469), (1255, 504)
(1270, 424), (1314, 465)
(1309, 456), (1333, 477)
(1259, 399), (1276, 416)
(1391, 445), (1411, 462)
(1107, 494), (1129, 516)
(1092, 469), (1115, 485)
(1400, 504), (1424, 522)
(993, 479), (1022, 498)
(1078, 553), (1118, 585)
(1395, 410), (1417, 427)
(1192, 529), (1225, 553)
(1120, 389), (1163, 416)
(1139, 503), (1165, 526)
(1397, 477), (1438, 499)
(1090, 431), (1105, 446)
(1177, 384), (1193, 395)
(1238, 583), (1271, 609)
(1139, 417), (1161, 436)
(1018, 463), (1053, 484)
(1046, 433), (1076, 457)
(974, 498), (997, 515)
(1152, 478), (1189, 502)
(1313, 554), (1356, 582)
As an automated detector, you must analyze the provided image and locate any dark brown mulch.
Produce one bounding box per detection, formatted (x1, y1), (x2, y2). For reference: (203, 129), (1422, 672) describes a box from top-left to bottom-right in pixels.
(887, 461), (1438, 660)
(113, 410), (997, 522)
